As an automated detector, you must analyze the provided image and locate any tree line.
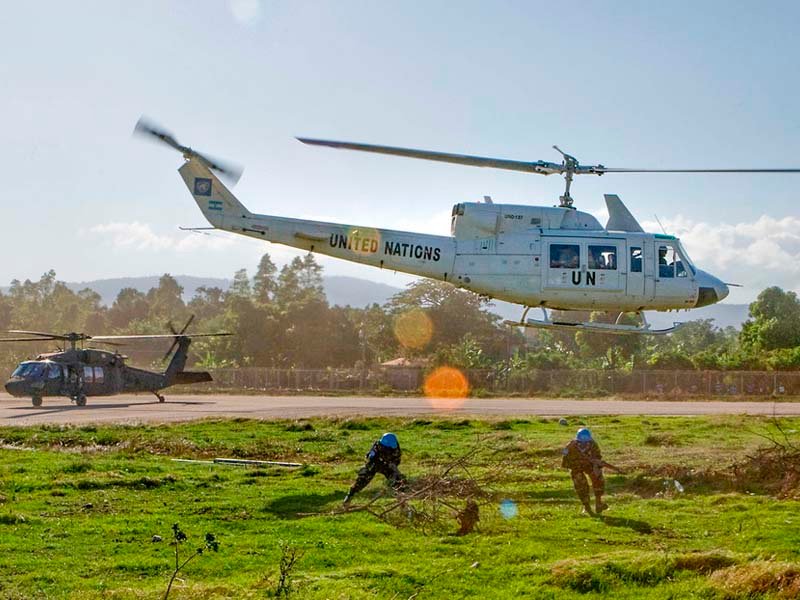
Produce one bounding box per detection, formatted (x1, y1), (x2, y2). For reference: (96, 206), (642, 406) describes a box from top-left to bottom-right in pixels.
(0, 253), (799, 374)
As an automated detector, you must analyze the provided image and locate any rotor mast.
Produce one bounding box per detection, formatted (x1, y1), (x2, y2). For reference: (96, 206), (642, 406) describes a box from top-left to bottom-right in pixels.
(553, 145), (578, 208)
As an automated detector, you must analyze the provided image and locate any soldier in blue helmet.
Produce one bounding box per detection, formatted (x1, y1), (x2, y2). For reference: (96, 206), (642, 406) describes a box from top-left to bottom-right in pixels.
(562, 427), (608, 515)
(344, 432), (407, 504)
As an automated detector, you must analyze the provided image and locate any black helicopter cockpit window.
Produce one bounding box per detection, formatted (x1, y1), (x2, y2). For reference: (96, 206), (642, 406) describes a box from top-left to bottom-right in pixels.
(550, 244), (579, 269)
(588, 245), (617, 270)
(47, 363), (62, 380)
(12, 362), (46, 379)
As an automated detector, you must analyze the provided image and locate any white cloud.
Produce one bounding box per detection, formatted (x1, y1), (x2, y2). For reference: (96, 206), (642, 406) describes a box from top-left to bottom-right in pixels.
(641, 214), (800, 300)
(228, 0), (261, 25)
(85, 222), (236, 253)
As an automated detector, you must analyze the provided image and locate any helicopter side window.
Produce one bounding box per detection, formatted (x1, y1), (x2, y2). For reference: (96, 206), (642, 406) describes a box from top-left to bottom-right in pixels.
(588, 245), (617, 270)
(550, 244), (579, 269)
(47, 364), (61, 380)
(630, 247), (642, 273)
(83, 366), (94, 383)
(93, 367), (104, 383)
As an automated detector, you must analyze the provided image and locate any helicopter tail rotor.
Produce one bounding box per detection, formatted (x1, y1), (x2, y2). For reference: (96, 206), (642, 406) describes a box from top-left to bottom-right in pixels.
(134, 117), (243, 185)
(163, 315), (196, 362)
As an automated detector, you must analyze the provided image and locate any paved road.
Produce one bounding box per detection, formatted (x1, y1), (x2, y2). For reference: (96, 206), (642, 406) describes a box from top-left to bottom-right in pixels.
(0, 393), (799, 426)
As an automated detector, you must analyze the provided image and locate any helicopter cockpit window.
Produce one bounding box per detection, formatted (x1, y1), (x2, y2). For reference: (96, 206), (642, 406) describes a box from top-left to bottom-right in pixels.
(93, 367), (104, 383)
(12, 362), (45, 379)
(83, 366), (94, 383)
(550, 244), (579, 269)
(658, 244), (691, 279)
(630, 247), (643, 273)
(47, 364), (61, 379)
(588, 245), (617, 270)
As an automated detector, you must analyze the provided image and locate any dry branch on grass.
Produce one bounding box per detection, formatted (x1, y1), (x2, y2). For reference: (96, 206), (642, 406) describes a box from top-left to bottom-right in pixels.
(308, 437), (510, 535)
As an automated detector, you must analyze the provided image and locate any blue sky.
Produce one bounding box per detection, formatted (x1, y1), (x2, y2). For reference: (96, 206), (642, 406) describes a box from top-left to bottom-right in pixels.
(2, 1), (799, 303)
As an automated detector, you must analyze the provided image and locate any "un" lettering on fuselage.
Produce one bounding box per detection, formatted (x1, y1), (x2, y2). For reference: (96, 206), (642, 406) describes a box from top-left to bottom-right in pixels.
(571, 272), (596, 286)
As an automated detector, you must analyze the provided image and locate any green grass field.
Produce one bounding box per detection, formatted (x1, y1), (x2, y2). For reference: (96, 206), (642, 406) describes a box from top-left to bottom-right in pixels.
(0, 415), (799, 599)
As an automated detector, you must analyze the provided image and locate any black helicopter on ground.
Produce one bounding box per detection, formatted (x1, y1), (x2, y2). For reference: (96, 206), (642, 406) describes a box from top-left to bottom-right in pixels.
(1, 318), (229, 406)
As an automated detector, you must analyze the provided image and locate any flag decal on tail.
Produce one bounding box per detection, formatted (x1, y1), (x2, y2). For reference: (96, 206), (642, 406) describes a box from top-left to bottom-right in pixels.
(194, 178), (212, 196)
(208, 199), (223, 211)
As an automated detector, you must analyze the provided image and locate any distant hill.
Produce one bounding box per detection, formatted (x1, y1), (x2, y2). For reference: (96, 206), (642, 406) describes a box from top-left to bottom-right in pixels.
(3, 275), (750, 329)
(63, 276), (231, 306)
(3, 275), (404, 309)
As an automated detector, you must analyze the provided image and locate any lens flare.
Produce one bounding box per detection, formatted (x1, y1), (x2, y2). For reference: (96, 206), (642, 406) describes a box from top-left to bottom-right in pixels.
(346, 226), (381, 256)
(423, 366), (469, 410)
(499, 499), (518, 520)
(393, 309), (433, 350)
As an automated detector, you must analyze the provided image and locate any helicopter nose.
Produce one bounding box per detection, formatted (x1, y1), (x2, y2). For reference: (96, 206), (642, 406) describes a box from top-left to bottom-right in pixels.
(4, 379), (24, 397)
(695, 270), (729, 307)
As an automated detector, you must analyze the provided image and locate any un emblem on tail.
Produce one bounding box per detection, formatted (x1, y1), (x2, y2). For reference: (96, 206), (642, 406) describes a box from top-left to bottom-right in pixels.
(194, 177), (212, 196)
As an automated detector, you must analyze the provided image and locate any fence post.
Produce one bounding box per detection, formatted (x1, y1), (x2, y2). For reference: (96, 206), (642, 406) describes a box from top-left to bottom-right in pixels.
(642, 371), (646, 394)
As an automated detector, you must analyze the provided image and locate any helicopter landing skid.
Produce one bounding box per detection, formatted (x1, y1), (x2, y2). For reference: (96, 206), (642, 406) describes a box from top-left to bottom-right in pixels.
(503, 307), (684, 336)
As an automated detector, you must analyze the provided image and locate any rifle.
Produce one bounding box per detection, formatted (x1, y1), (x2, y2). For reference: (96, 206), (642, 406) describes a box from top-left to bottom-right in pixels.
(596, 460), (625, 474)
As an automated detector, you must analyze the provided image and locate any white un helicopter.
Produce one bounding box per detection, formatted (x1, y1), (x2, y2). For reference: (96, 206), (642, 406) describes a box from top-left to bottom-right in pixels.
(135, 118), (799, 335)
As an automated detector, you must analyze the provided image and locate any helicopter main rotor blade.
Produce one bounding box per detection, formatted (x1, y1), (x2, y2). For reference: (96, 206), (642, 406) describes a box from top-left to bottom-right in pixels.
(297, 138), (568, 175)
(597, 168), (800, 173)
(298, 138), (800, 178)
(134, 117), (243, 184)
(91, 333), (232, 340)
(0, 337), (62, 343)
(6, 330), (71, 339)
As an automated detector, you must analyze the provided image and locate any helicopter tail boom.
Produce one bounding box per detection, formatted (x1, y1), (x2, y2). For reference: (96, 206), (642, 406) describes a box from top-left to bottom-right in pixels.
(163, 336), (191, 386)
(177, 157), (456, 282)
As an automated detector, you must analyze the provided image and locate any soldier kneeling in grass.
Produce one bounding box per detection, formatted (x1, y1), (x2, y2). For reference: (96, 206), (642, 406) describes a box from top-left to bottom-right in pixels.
(343, 432), (407, 505)
(562, 428), (609, 515)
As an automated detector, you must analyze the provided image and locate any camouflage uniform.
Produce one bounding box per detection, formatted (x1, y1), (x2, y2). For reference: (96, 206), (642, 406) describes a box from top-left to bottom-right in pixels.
(562, 439), (606, 514)
(347, 440), (406, 498)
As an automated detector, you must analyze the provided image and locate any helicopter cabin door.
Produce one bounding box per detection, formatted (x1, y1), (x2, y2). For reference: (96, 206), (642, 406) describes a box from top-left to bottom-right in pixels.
(545, 240), (582, 290)
(627, 242), (645, 298)
(653, 240), (693, 308)
(585, 242), (624, 300)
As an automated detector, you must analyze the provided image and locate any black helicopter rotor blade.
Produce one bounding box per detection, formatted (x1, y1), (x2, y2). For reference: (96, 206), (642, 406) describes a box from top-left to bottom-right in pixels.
(163, 315), (194, 362)
(134, 117), (243, 184)
(91, 333), (232, 340)
(6, 330), (71, 339)
(0, 337), (62, 343)
(179, 314), (195, 335)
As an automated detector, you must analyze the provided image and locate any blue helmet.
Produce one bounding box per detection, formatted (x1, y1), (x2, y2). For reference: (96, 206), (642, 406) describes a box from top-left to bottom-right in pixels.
(379, 432), (399, 449)
(576, 428), (593, 442)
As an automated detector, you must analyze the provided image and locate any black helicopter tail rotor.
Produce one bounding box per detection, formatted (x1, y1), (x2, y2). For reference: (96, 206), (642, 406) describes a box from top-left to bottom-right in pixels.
(162, 315), (196, 362)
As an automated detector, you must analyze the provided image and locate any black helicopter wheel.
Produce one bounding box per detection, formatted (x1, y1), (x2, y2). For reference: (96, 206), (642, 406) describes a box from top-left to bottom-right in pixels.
(75, 394), (87, 407)
(31, 396), (42, 407)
